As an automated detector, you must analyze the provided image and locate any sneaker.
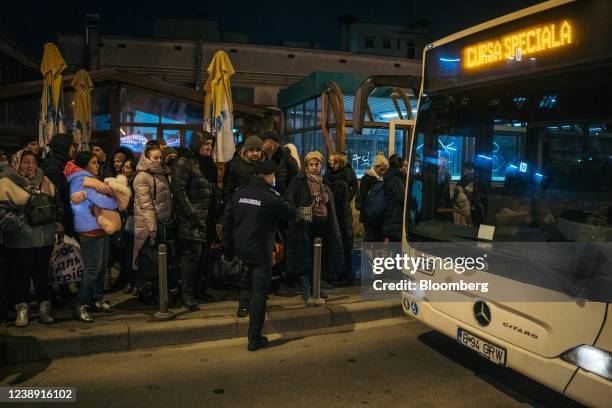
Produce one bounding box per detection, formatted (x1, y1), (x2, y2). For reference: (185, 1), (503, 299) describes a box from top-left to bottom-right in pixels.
(38, 301), (54, 324)
(182, 297), (200, 311)
(73, 305), (95, 323)
(94, 299), (114, 313)
(247, 336), (269, 352)
(15, 303), (29, 328)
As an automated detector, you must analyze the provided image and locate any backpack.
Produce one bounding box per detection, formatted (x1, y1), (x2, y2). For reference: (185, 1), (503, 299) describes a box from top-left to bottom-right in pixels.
(365, 181), (387, 218)
(16, 183), (58, 226)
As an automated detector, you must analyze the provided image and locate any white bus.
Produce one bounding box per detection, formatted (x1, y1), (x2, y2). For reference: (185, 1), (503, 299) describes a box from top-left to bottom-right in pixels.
(401, 0), (612, 406)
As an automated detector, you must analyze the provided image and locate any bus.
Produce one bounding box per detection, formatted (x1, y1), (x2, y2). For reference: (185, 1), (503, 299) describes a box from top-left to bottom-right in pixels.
(401, 0), (612, 405)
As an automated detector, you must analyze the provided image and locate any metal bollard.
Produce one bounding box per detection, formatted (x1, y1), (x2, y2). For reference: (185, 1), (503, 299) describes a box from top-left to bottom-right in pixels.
(153, 244), (175, 321)
(307, 237), (325, 306)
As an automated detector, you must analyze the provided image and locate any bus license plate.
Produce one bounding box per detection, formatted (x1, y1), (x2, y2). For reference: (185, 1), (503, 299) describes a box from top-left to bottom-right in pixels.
(457, 328), (507, 366)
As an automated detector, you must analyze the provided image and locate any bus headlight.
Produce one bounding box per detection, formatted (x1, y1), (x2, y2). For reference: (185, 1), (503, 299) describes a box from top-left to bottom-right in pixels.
(561, 345), (612, 381)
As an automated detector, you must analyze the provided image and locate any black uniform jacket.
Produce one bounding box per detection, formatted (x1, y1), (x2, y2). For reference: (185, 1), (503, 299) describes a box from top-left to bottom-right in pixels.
(222, 177), (296, 265)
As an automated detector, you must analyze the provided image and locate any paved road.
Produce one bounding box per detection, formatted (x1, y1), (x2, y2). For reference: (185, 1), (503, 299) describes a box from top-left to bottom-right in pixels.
(0, 318), (581, 408)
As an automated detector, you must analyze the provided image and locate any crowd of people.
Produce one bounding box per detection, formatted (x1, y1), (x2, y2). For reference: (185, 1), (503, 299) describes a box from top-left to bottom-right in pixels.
(0, 131), (409, 334)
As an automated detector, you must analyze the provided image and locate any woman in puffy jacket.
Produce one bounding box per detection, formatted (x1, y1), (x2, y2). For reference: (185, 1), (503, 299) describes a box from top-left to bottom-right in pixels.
(65, 151), (118, 323)
(0, 149), (61, 327)
(132, 145), (173, 299)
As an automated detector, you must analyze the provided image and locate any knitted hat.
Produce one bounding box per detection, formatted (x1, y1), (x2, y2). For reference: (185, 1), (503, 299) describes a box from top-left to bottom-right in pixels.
(255, 160), (276, 176)
(304, 151), (324, 165)
(242, 136), (263, 152)
(374, 154), (389, 168)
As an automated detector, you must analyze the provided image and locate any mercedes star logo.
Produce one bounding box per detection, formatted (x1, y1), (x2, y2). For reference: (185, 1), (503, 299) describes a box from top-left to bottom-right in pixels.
(473, 300), (491, 327)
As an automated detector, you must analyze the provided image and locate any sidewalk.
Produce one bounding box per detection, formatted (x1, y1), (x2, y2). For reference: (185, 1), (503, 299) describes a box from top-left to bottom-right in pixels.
(0, 285), (402, 365)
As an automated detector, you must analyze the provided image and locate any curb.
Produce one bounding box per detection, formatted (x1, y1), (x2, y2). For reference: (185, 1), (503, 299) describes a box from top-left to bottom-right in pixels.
(1, 301), (402, 365)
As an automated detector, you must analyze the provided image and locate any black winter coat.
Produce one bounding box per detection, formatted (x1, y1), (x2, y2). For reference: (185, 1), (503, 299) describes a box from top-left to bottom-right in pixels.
(222, 178), (295, 265)
(223, 152), (262, 199)
(173, 134), (213, 242)
(286, 173), (345, 278)
(40, 149), (73, 235)
(382, 168), (406, 242)
(358, 171), (382, 225)
(268, 146), (299, 195)
(324, 166), (356, 241)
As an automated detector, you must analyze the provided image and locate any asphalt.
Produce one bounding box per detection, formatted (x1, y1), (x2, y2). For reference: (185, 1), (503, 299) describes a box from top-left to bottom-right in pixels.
(0, 285), (403, 365)
(0, 319), (582, 408)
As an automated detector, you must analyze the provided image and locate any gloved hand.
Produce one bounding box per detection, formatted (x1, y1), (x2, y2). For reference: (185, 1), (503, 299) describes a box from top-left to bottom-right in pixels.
(148, 237), (157, 247)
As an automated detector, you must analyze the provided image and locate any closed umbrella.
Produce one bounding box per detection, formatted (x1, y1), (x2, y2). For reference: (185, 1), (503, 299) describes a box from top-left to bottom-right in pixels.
(39, 43), (67, 156)
(71, 69), (93, 151)
(204, 50), (235, 163)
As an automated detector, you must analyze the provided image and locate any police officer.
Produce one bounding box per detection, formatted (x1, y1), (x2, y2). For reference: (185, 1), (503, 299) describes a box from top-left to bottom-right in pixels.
(222, 160), (296, 351)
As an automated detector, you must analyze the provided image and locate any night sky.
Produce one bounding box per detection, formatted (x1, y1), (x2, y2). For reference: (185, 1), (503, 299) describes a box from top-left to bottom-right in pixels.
(2, 0), (544, 60)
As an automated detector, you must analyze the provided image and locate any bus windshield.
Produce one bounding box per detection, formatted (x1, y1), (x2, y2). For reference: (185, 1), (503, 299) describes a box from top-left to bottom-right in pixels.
(407, 62), (612, 243)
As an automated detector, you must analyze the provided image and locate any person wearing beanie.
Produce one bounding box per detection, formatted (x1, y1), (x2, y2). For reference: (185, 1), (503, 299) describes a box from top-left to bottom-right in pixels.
(286, 151), (345, 301)
(173, 131), (219, 310)
(261, 131), (298, 195)
(222, 135), (264, 199)
(65, 151), (118, 323)
(357, 152), (389, 242)
(222, 153), (296, 351)
(41, 132), (78, 236)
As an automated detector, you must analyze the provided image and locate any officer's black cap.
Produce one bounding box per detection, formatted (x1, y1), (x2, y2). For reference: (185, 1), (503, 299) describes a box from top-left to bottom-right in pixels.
(255, 160), (276, 176)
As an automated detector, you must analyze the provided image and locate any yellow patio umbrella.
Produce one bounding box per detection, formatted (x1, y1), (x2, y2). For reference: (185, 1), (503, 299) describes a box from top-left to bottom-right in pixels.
(39, 43), (67, 156)
(204, 50), (235, 163)
(71, 69), (94, 150)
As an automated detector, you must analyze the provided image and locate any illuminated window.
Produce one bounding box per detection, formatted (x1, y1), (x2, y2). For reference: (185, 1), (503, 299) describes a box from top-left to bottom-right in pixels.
(539, 94), (558, 108)
(460, 97), (470, 106)
(513, 97), (527, 108)
(488, 98), (500, 106)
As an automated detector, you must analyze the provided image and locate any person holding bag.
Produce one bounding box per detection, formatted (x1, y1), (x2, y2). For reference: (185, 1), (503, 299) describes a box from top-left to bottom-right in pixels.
(133, 145), (173, 303)
(286, 151), (345, 301)
(0, 149), (62, 327)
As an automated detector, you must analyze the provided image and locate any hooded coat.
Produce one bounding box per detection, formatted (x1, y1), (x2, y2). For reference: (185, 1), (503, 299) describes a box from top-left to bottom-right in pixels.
(133, 154), (173, 266)
(103, 146), (135, 178)
(0, 163), (60, 248)
(358, 167), (384, 225)
(40, 134), (74, 235)
(382, 167), (406, 242)
(324, 165), (357, 242)
(173, 132), (213, 242)
(65, 161), (118, 233)
(267, 146), (299, 195)
(286, 172), (345, 279)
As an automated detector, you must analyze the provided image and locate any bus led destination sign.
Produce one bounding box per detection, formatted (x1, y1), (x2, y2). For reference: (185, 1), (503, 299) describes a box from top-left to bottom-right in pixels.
(464, 20), (573, 69)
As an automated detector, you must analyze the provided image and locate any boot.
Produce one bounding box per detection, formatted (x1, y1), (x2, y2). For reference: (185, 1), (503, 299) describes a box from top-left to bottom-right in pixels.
(73, 305), (94, 323)
(38, 301), (54, 324)
(299, 276), (311, 301)
(15, 303), (29, 328)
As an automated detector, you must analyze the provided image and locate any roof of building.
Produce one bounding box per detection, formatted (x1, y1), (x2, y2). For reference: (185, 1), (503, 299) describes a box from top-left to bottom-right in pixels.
(0, 68), (266, 117)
